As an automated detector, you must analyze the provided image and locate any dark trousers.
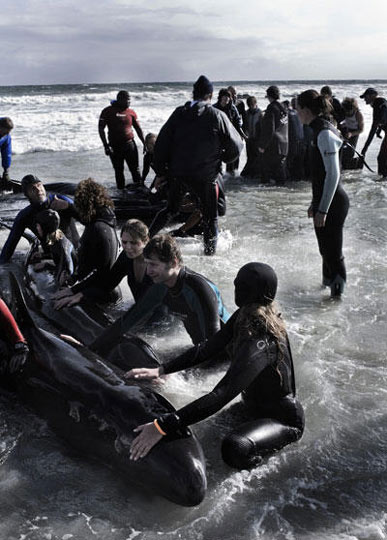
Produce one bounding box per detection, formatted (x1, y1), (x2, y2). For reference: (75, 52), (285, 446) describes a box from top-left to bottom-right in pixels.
(314, 188), (349, 284)
(342, 135), (359, 169)
(149, 175), (219, 254)
(377, 133), (387, 177)
(110, 141), (142, 188)
(261, 152), (287, 184)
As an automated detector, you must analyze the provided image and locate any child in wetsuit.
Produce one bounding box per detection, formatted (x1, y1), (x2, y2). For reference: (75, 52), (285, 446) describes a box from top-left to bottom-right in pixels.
(33, 209), (76, 286)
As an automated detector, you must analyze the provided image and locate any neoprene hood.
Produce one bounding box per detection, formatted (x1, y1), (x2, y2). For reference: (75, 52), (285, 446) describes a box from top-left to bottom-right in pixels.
(234, 262), (278, 307)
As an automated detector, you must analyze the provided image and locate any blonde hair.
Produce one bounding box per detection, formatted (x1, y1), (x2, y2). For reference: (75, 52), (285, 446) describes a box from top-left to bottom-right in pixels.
(235, 302), (286, 342)
(46, 229), (64, 246)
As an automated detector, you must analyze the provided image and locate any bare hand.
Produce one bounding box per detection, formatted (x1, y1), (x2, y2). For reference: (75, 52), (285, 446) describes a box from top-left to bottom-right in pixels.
(50, 195), (69, 211)
(258, 147), (265, 153)
(52, 287), (73, 300)
(104, 145), (113, 156)
(314, 211), (326, 228)
(33, 261), (47, 271)
(124, 367), (161, 380)
(307, 204), (313, 218)
(54, 292), (83, 310)
(130, 423), (163, 460)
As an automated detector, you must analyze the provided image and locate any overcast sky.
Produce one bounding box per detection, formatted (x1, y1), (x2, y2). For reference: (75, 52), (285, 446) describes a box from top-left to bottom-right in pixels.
(1, 0), (386, 85)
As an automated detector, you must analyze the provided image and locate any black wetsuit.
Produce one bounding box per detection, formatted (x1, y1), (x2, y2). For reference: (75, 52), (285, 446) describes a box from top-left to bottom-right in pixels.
(71, 249), (153, 303)
(362, 97), (387, 177)
(287, 109), (305, 180)
(90, 266), (230, 356)
(309, 117), (349, 291)
(74, 206), (121, 303)
(151, 100), (243, 253)
(0, 193), (76, 264)
(156, 310), (304, 469)
(259, 100), (288, 184)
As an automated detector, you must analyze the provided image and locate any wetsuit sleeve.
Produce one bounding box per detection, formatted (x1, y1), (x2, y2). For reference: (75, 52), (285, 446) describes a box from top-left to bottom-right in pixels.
(317, 130), (342, 214)
(217, 111), (243, 164)
(89, 283), (167, 354)
(71, 251), (126, 295)
(0, 208), (30, 264)
(158, 337), (271, 433)
(0, 299), (26, 344)
(162, 312), (237, 374)
(1, 135), (12, 170)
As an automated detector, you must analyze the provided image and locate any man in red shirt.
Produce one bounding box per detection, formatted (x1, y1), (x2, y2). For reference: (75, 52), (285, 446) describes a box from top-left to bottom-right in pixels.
(98, 90), (145, 189)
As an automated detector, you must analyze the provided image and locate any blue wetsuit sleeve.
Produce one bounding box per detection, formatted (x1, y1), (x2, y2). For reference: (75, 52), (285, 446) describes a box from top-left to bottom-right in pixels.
(89, 283), (167, 354)
(159, 338), (271, 432)
(0, 209), (29, 263)
(0, 135), (12, 170)
(317, 130), (342, 214)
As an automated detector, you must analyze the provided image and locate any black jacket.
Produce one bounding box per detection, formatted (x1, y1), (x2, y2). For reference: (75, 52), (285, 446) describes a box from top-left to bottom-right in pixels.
(153, 101), (243, 181)
(259, 100), (288, 156)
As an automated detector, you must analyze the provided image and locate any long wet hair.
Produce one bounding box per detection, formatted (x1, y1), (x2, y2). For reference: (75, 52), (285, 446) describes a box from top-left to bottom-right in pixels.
(297, 89), (333, 118)
(234, 302), (286, 342)
(74, 178), (114, 223)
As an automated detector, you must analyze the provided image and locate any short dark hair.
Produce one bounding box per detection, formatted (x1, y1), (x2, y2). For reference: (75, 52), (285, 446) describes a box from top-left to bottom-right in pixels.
(320, 85), (332, 97)
(266, 86), (280, 100)
(121, 219), (149, 242)
(218, 88), (231, 100)
(143, 234), (183, 266)
(0, 117), (14, 130)
(246, 96), (257, 107)
(117, 90), (130, 101)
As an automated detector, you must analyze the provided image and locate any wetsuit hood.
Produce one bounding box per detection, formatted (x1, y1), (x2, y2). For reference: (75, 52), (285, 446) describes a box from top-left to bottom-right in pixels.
(234, 262), (277, 307)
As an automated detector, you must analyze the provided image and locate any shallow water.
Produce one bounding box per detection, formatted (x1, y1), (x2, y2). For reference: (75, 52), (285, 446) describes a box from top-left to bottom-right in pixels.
(1, 82), (387, 539)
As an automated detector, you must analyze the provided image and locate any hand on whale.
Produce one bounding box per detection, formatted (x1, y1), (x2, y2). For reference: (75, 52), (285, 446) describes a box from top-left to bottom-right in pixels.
(130, 422), (163, 461)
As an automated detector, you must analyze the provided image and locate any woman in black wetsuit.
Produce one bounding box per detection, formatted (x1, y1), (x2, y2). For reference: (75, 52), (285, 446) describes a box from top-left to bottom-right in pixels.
(53, 219), (152, 309)
(125, 262), (304, 470)
(296, 90), (350, 297)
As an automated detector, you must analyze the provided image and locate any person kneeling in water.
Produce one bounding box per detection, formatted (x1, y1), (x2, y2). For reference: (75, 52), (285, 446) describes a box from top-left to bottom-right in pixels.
(53, 219), (152, 309)
(126, 262), (304, 470)
(89, 234), (229, 356)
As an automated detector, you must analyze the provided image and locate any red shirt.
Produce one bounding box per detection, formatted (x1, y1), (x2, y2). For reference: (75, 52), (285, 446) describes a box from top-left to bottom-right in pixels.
(0, 298), (25, 344)
(99, 105), (139, 147)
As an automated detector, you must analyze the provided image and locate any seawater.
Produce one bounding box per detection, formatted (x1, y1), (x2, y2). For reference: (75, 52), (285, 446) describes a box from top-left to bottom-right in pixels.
(1, 81), (387, 540)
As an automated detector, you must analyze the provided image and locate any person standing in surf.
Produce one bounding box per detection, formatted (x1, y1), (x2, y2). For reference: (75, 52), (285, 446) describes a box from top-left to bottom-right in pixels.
(296, 90), (349, 297)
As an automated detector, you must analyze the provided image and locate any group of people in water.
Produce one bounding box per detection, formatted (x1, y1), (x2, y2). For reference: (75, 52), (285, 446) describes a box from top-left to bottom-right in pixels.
(0, 75), (386, 472)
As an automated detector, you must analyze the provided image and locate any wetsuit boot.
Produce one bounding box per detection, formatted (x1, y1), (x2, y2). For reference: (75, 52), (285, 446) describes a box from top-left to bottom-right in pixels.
(330, 275), (345, 298)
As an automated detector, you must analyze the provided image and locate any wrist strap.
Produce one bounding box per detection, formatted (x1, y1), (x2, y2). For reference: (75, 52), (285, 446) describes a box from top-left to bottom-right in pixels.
(153, 419), (166, 436)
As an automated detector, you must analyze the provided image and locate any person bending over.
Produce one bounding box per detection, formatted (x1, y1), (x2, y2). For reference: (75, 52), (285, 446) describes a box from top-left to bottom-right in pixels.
(0, 174), (76, 264)
(53, 219), (152, 309)
(126, 262), (304, 470)
(296, 90), (349, 297)
(360, 87), (387, 179)
(64, 178), (120, 304)
(90, 234), (230, 356)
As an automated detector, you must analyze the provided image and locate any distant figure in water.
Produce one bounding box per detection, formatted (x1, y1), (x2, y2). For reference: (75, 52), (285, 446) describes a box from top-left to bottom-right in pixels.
(360, 87), (387, 179)
(0, 116), (14, 188)
(339, 97), (364, 169)
(98, 90), (146, 188)
(142, 133), (157, 184)
(126, 262), (304, 470)
(296, 90), (349, 297)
